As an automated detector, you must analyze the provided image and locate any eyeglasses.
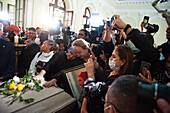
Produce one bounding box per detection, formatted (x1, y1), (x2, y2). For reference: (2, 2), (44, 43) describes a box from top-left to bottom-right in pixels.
(102, 98), (122, 113)
(78, 33), (84, 36)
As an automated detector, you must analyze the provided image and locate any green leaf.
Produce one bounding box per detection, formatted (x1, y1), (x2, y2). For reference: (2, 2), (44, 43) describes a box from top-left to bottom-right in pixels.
(8, 91), (13, 94)
(28, 98), (34, 103)
(36, 88), (41, 92)
(13, 91), (17, 96)
(0, 81), (9, 88)
(4, 81), (7, 84)
(19, 95), (23, 102)
(22, 87), (26, 93)
(35, 72), (38, 76)
(24, 98), (34, 103)
(38, 80), (41, 84)
(2, 91), (13, 96)
(35, 86), (43, 92)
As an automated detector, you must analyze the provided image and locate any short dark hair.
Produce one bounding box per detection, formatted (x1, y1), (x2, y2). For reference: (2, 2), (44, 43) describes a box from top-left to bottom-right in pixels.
(28, 27), (36, 32)
(55, 39), (65, 45)
(107, 75), (152, 113)
(36, 27), (40, 30)
(80, 29), (89, 37)
(40, 31), (49, 45)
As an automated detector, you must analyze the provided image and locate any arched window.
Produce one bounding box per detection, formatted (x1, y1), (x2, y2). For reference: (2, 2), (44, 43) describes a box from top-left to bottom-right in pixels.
(49, 0), (65, 25)
(83, 7), (91, 29)
(15, 0), (26, 29)
(8, 4), (15, 25)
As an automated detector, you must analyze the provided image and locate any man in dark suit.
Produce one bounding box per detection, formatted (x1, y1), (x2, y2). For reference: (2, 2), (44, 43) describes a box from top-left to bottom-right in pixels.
(0, 38), (15, 81)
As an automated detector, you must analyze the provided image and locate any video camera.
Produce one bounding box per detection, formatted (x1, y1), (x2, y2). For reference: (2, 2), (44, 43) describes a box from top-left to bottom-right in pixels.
(143, 16), (159, 33)
(144, 23), (159, 33)
(83, 78), (108, 113)
(138, 82), (170, 108)
(92, 43), (103, 57)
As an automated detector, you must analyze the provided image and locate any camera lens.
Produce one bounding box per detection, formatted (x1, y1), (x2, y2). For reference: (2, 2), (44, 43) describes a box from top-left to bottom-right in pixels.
(138, 82), (170, 104)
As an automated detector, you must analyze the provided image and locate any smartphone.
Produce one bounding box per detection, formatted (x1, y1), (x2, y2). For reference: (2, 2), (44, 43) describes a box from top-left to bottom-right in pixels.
(143, 16), (149, 24)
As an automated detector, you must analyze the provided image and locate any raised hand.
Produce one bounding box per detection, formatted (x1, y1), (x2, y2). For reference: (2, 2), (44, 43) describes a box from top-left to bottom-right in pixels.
(139, 67), (152, 84)
(112, 15), (126, 30)
(84, 55), (95, 79)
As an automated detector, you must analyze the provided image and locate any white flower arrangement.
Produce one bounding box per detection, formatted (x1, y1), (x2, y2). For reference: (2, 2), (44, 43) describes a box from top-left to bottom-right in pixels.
(36, 76), (46, 86)
(27, 82), (35, 89)
(0, 74), (44, 105)
(13, 76), (20, 83)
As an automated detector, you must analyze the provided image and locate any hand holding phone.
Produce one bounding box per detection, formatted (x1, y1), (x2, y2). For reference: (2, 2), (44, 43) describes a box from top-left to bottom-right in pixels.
(143, 16), (149, 24)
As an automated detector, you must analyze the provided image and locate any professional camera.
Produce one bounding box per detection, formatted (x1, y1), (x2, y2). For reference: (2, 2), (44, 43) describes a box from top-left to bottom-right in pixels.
(92, 43), (103, 57)
(138, 82), (170, 107)
(144, 23), (159, 33)
(143, 16), (159, 33)
(83, 78), (108, 113)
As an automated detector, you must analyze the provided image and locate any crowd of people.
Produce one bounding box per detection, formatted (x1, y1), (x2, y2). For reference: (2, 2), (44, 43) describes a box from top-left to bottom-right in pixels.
(0, 14), (170, 113)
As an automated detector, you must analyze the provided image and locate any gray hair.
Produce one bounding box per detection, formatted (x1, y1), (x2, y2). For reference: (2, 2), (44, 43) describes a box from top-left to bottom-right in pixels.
(72, 38), (90, 50)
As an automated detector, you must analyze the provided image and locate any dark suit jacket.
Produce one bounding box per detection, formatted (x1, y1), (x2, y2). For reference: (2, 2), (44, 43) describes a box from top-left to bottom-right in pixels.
(0, 39), (15, 81)
(18, 43), (40, 77)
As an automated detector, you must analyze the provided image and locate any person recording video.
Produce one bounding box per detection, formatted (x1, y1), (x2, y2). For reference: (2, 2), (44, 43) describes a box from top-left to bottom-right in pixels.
(111, 15), (160, 76)
(140, 16), (159, 45)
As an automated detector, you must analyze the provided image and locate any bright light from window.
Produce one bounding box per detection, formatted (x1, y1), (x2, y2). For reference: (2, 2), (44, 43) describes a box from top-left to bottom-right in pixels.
(0, 11), (9, 21)
(42, 16), (59, 28)
(90, 13), (103, 27)
(49, 19), (59, 28)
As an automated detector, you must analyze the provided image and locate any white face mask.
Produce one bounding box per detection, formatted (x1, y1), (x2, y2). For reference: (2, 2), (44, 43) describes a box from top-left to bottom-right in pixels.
(109, 60), (120, 71)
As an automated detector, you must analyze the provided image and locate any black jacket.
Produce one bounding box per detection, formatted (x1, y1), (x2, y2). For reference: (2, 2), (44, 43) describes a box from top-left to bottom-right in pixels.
(18, 43), (40, 77)
(0, 39), (15, 81)
(127, 29), (159, 74)
(158, 41), (170, 59)
(43, 51), (85, 81)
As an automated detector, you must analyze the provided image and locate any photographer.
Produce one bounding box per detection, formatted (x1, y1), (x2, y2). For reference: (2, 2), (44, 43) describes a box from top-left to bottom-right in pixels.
(81, 75), (170, 113)
(112, 15), (160, 76)
(140, 20), (159, 45)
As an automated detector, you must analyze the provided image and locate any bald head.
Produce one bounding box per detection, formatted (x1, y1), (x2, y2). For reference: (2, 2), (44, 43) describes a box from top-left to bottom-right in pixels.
(107, 75), (152, 113)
